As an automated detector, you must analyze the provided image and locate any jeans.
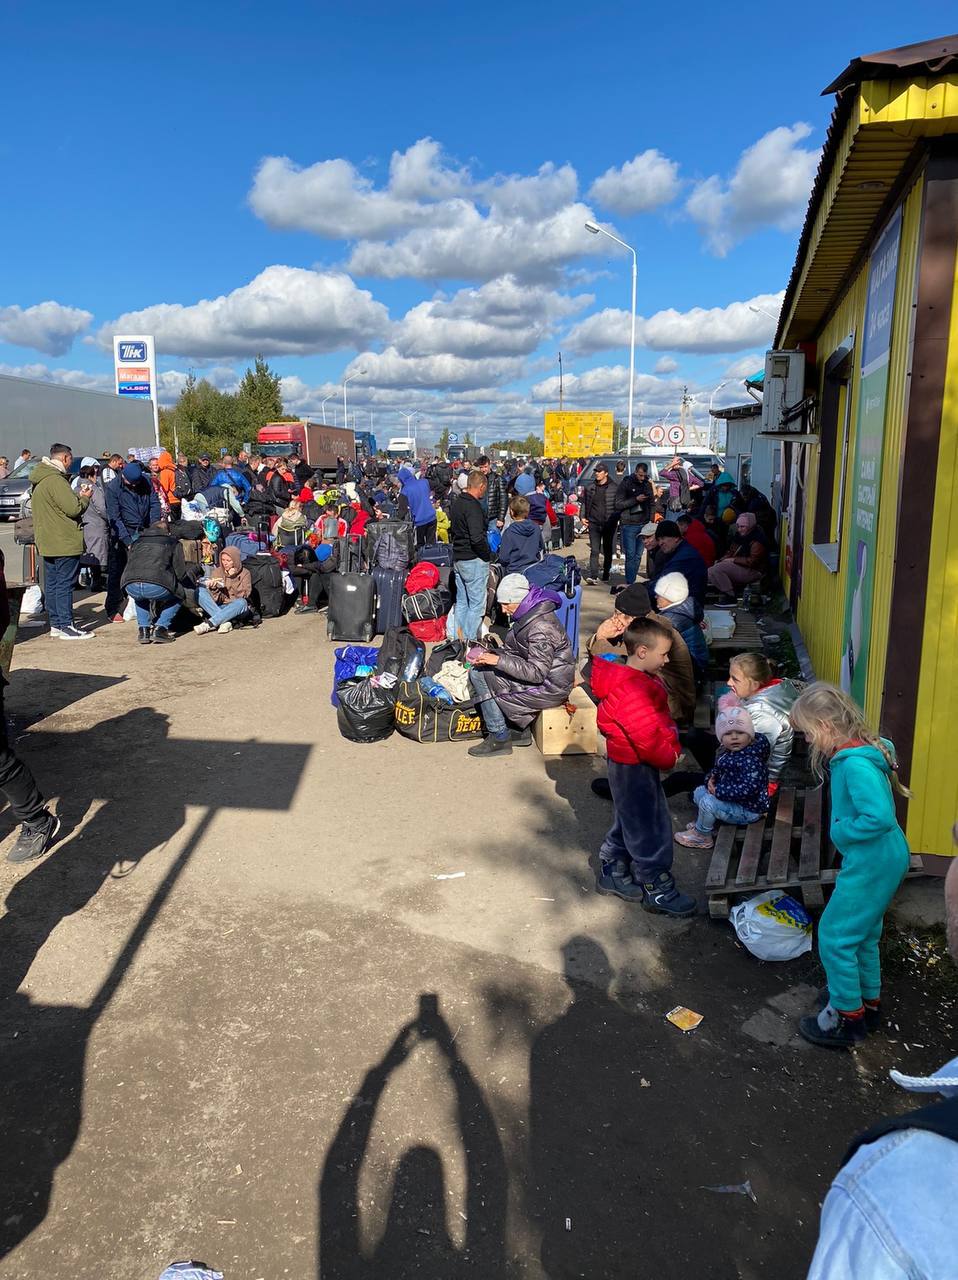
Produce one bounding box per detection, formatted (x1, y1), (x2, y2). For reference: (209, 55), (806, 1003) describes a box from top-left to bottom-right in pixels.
(0, 685), (46, 825)
(126, 582), (182, 630)
(620, 524), (644, 585)
(469, 669), (507, 736)
(692, 785), (761, 833)
(453, 557), (489, 643)
(42, 555), (80, 629)
(198, 587), (250, 628)
(600, 759), (674, 881)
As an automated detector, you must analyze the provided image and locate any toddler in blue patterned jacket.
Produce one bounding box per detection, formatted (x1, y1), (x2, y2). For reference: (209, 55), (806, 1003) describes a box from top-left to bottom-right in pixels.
(675, 705), (770, 849)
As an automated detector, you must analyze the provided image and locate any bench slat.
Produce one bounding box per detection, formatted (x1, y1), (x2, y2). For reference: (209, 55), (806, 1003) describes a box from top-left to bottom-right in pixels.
(735, 815), (767, 887)
(799, 786), (824, 880)
(767, 788), (795, 885)
(706, 823), (737, 889)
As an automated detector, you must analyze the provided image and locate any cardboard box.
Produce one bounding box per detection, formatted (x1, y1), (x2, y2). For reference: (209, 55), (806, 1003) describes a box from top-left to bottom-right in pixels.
(534, 685), (599, 756)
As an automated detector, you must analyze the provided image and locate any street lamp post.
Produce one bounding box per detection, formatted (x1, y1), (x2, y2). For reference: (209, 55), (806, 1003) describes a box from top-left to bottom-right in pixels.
(585, 220), (637, 455)
(343, 369), (366, 435)
(708, 379), (737, 452)
(320, 393), (334, 425)
(748, 304), (779, 322)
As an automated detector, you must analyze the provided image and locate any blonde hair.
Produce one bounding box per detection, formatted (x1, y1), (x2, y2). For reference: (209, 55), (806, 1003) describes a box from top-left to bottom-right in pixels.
(790, 682), (911, 797)
(729, 651), (774, 685)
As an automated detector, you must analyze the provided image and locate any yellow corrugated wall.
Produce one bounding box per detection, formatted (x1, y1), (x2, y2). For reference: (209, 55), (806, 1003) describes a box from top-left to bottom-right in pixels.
(865, 176), (925, 724)
(908, 245), (958, 857)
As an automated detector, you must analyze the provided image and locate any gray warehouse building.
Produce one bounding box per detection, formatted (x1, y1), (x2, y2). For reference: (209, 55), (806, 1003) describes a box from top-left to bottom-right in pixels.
(0, 372), (156, 461)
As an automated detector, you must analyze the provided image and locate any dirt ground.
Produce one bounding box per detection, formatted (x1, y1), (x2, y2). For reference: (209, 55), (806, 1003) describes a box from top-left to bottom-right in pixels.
(0, 582), (951, 1280)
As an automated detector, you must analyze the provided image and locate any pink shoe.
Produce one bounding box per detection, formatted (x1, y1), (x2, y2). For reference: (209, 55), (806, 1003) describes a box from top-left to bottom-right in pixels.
(675, 829), (715, 849)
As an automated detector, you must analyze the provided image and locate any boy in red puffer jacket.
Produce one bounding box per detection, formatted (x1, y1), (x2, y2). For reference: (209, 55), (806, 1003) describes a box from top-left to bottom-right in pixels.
(590, 617), (695, 916)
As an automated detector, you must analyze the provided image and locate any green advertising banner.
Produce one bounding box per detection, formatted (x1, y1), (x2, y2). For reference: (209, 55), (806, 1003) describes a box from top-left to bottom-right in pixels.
(840, 205), (902, 702)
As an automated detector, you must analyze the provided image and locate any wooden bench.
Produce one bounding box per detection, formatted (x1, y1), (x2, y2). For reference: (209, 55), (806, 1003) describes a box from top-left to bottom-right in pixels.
(704, 785), (923, 918)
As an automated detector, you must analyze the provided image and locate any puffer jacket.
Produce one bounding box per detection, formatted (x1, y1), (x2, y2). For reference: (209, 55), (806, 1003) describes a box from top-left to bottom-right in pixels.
(485, 586), (575, 728)
(661, 597), (708, 672)
(485, 470), (508, 524)
(120, 526), (190, 600)
(590, 657), (681, 769)
(614, 473), (654, 526)
(740, 678), (800, 781)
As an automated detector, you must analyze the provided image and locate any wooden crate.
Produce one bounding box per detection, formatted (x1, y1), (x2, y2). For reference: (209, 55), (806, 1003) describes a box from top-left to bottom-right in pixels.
(704, 785), (923, 918)
(534, 686), (599, 756)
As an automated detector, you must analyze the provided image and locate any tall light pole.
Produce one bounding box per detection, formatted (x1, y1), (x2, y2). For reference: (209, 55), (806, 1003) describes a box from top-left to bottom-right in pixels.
(748, 304), (779, 323)
(343, 369), (366, 435)
(321, 393), (334, 425)
(585, 220), (637, 454)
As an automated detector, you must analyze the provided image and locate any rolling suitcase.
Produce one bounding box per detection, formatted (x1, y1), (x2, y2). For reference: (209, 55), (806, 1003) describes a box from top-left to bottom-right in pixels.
(555, 584), (582, 658)
(247, 553), (284, 617)
(372, 566), (404, 634)
(559, 513), (575, 547)
(327, 574), (377, 642)
(366, 519), (414, 568)
(415, 542), (453, 568)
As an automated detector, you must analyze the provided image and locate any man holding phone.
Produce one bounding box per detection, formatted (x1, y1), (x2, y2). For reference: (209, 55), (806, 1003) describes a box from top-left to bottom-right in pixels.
(30, 443), (95, 640)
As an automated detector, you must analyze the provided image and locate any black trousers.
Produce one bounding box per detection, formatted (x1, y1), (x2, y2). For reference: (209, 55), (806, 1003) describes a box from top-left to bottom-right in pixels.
(105, 539), (127, 616)
(0, 685), (45, 825)
(416, 520), (437, 547)
(587, 520), (617, 580)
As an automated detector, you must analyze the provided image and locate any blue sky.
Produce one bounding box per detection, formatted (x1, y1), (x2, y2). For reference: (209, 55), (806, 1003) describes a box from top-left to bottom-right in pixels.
(0, 1), (947, 445)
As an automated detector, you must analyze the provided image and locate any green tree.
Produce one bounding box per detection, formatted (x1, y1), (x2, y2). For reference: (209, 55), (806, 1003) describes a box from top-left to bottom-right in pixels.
(437, 427), (450, 456)
(522, 433), (544, 455)
(236, 355), (283, 440)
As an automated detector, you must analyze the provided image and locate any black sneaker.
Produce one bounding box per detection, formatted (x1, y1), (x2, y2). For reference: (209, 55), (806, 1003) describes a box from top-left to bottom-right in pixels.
(511, 727), (533, 746)
(138, 627), (152, 644)
(7, 812), (62, 864)
(152, 627), (175, 643)
(590, 777), (612, 801)
(596, 858), (645, 902)
(640, 872), (696, 917)
(799, 1011), (867, 1049)
(467, 736), (513, 758)
(815, 988), (882, 1033)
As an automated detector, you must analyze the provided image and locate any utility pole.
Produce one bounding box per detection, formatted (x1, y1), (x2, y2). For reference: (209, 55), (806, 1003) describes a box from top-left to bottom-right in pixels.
(558, 351), (564, 411)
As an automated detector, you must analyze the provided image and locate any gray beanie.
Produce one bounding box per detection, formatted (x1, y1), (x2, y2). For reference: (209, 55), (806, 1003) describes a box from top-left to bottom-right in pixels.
(497, 573), (531, 604)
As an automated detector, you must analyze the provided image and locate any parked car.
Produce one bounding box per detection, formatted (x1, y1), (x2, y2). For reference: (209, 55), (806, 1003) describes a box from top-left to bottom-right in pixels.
(576, 450), (723, 499)
(0, 455), (86, 520)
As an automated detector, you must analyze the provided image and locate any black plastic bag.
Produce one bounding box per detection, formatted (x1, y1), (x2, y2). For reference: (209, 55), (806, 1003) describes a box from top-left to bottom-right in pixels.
(337, 676), (397, 743)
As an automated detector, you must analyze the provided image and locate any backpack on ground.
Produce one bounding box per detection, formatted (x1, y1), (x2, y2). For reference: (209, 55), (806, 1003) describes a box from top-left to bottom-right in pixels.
(246, 553), (284, 617)
(375, 626), (425, 682)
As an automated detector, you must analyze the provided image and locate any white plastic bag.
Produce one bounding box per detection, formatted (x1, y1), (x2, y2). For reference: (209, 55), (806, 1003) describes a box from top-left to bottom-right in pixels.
(730, 890), (812, 961)
(20, 584), (43, 618)
(123, 595), (138, 622)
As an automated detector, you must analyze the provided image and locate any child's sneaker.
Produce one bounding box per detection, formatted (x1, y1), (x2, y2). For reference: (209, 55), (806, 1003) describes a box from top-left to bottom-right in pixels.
(640, 872), (696, 917)
(815, 988), (882, 1033)
(596, 857), (644, 902)
(799, 1007), (867, 1049)
(675, 829), (714, 849)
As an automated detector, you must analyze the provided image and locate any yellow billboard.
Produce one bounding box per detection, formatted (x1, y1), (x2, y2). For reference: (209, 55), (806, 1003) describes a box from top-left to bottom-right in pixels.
(543, 410), (614, 457)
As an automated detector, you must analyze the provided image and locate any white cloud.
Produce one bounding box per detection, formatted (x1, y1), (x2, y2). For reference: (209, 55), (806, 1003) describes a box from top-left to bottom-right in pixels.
(721, 354), (766, 381)
(564, 290), (784, 355)
(654, 355), (678, 374)
(0, 361), (111, 391)
(531, 365), (689, 415)
(344, 347), (526, 392)
(589, 149), (681, 215)
(96, 266), (390, 359)
(686, 124), (820, 256)
(0, 302), (92, 356)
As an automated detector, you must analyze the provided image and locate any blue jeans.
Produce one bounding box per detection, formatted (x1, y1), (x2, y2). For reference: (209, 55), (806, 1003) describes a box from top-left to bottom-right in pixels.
(42, 555), (80, 629)
(453, 558), (489, 643)
(126, 582), (181, 630)
(469, 669), (507, 736)
(198, 586), (250, 627)
(692, 785), (761, 833)
(621, 525), (644, 585)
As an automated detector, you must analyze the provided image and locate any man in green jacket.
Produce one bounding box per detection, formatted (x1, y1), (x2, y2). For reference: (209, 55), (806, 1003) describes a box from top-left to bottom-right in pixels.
(31, 442), (94, 640)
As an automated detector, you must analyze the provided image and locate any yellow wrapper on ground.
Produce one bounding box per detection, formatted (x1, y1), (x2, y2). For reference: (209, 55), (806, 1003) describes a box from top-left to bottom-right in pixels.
(666, 1006), (704, 1032)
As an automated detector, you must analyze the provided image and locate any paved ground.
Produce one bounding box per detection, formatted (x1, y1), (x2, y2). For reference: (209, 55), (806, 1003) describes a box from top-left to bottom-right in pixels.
(0, 580), (951, 1280)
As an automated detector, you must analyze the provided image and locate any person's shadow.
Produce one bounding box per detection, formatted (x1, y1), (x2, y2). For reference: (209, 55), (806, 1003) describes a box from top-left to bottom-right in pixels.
(319, 994), (507, 1278)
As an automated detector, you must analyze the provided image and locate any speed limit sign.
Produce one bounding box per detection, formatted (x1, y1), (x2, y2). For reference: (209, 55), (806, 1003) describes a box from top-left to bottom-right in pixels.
(667, 425), (686, 446)
(648, 425), (666, 444)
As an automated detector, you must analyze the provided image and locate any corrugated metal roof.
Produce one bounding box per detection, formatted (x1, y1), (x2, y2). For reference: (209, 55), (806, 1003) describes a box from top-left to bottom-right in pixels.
(823, 34), (958, 95)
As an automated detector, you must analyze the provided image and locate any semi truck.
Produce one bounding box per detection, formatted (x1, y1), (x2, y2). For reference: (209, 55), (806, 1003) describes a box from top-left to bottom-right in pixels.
(257, 421), (356, 477)
(385, 436), (416, 460)
(354, 430), (378, 460)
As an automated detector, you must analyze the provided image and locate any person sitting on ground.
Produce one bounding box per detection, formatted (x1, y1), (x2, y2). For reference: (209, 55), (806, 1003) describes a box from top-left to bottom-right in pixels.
(292, 538), (340, 613)
(590, 617), (695, 916)
(273, 496), (308, 547)
(654, 572), (708, 677)
(638, 521), (660, 581)
(467, 573), (575, 758)
(739, 484), (778, 542)
(649, 519), (708, 606)
(120, 520), (191, 644)
(498, 496), (543, 574)
(676, 511), (716, 568)
(194, 546), (252, 634)
(675, 705), (770, 849)
(700, 503), (727, 556)
(707, 512), (769, 603)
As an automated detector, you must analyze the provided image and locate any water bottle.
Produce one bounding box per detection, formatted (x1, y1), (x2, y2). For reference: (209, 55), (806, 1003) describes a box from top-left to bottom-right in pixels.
(419, 676), (454, 706)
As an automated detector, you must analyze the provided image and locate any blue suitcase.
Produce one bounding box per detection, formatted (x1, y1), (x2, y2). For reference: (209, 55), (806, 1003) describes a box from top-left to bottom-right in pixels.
(372, 566), (404, 635)
(555, 584), (582, 658)
(415, 542), (453, 568)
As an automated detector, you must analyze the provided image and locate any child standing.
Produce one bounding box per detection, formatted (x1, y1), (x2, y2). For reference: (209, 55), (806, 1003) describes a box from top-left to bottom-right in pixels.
(790, 683), (911, 1049)
(675, 705), (770, 849)
(590, 618), (695, 916)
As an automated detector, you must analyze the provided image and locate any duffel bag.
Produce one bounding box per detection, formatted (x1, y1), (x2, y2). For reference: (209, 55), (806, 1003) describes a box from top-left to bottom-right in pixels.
(408, 616), (448, 643)
(402, 586), (451, 622)
(337, 675), (397, 743)
(424, 638), (466, 676)
(169, 518), (205, 541)
(525, 554), (566, 591)
(393, 680), (483, 743)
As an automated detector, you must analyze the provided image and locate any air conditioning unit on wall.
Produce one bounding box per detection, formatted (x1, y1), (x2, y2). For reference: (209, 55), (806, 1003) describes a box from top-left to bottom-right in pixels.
(761, 350), (813, 434)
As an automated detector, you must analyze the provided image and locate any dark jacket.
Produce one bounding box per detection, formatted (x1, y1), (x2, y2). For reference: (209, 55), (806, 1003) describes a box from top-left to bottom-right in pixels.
(173, 463), (194, 499)
(450, 493), (490, 562)
(485, 587), (576, 727)
(527, 492), (549, 526)
(105, 469), (162, 546)
(267, 468), (295, 510)
(660, 597), (708, 672)
(485, 470), (508, 524)
(498, 519), (543, 574)
(189, 462), (214, 492)
(651, 540), (708, 605)
(120, 526), (191, 601)
(710, 735), (771, 814)
(614, 474), (654, 527)
(583, 477), (619, 526)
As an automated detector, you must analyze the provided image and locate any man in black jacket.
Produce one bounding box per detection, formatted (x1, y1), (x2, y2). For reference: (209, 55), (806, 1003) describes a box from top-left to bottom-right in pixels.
(583, 463), (619, 584)
(614, 462), (655, 585)
(450, 471), (490, 643)
(120, 523), (192, 644)
(189, 453), (214, 493)
(478, 456), (507, 528)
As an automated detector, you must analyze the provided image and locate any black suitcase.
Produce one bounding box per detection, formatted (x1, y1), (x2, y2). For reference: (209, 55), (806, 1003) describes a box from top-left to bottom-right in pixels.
(559, 513), (575, 547)
(337, 536), (365, 575)
(247, 553), (284, 617)
(366, 519), (414, 567)
(372, 567), (404, 634)
(415, 542), (453, 568)
(327, 573), (377, 642)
